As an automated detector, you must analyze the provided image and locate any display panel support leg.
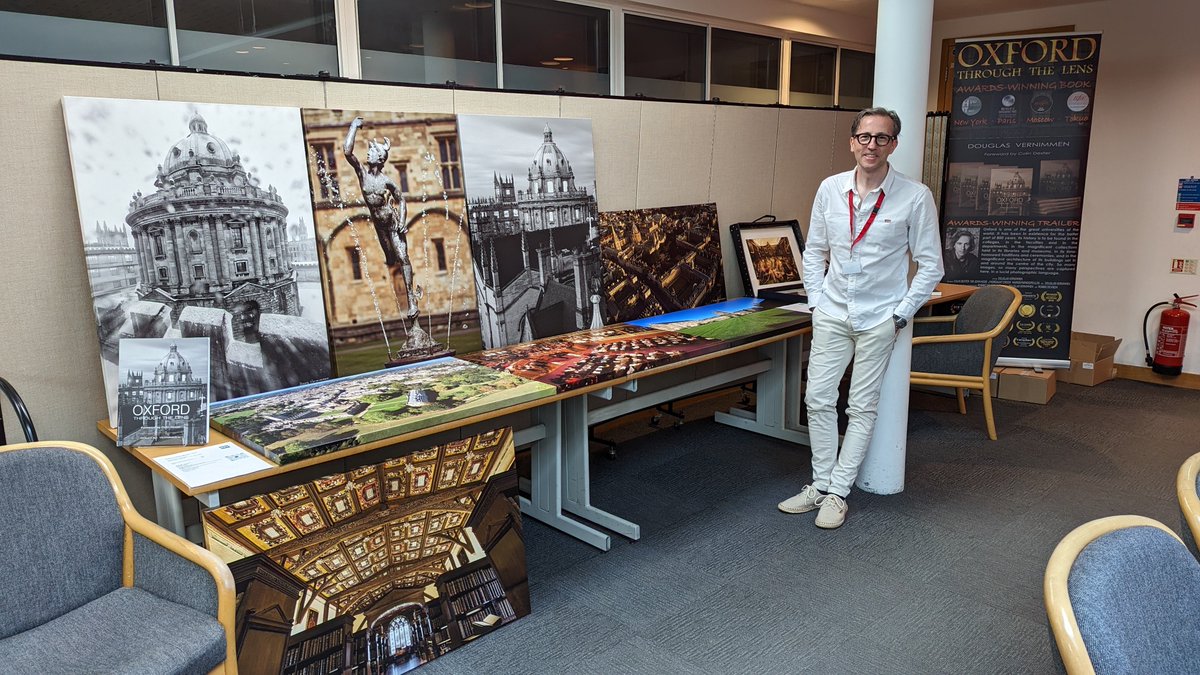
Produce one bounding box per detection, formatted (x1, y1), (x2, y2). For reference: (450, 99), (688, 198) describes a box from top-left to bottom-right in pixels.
(714, 335), (812, 446)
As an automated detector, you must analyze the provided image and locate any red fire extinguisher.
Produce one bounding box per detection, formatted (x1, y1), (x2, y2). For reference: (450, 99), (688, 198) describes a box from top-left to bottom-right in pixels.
(1144, 293), (1197, 376)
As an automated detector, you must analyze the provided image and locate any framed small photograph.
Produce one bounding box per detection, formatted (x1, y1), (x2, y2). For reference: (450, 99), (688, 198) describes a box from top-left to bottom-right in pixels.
(730, 218), (806, 299)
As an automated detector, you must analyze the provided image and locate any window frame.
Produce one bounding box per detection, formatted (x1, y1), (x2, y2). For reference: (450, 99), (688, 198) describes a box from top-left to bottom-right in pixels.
(4, 0), (874, 108)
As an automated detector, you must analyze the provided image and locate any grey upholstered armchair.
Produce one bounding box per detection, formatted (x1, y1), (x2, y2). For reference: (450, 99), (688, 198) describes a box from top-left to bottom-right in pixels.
(0, 441), (237, 674)
(1045, 515), (1200, 674)
(909, 284), (1021, 440)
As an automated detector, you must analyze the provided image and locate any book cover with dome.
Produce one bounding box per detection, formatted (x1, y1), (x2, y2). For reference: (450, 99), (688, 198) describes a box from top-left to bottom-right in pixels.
(116, 337), (210, 447)
(62, 96), (333, 429)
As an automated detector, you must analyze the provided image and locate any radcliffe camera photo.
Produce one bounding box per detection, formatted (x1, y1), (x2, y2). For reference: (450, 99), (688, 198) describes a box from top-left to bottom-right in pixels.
(63, 97), (332, 424)
(457, 115), (602, 349)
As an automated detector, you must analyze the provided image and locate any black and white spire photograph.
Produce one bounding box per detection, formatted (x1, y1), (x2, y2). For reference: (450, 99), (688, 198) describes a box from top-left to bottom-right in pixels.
(457, 115), (601, 349)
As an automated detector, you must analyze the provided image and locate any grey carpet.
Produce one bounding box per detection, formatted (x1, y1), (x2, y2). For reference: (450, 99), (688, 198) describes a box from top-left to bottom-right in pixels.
(419, 379), (1200, 674)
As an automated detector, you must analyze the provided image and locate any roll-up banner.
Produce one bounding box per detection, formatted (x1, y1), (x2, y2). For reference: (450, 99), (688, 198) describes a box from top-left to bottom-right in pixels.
(941, 33), (1102, 366)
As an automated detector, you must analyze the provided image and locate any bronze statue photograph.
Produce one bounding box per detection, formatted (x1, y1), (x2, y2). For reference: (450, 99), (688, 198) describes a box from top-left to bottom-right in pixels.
(344, 116), (420, 320)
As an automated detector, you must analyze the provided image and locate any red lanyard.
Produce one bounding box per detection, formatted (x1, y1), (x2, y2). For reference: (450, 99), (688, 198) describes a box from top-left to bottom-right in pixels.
(849, 190), (885, 250)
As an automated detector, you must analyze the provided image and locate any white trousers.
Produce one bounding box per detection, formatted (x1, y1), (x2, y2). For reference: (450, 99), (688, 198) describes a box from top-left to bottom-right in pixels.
(805, 308), (897, 497)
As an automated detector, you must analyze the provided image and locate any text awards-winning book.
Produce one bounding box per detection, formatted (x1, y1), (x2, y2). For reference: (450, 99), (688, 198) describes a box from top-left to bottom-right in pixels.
(117, 337), (210, 447)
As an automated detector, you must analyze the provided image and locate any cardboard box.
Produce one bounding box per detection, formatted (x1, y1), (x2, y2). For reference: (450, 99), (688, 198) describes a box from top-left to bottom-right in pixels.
(1061, 332), (1122, 386)
(989, 367), (1004, 397)
(997, 367), (1057, 404)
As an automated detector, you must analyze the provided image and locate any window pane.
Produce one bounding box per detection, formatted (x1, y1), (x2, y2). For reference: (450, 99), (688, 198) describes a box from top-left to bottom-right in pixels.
(838, 48), (874, 110)
(359, 0), (496, 87)
(710, 28), (779, 105)
(790, 41), (835, 107)
(175, 0), (338, 77)
(624, 14), (705, 101)
(0, 1), (169, 64)
(502, 0), (609, 95)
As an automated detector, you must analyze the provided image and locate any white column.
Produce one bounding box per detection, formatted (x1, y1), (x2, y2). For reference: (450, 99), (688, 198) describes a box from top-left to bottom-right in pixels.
(856, 0), (933, 495)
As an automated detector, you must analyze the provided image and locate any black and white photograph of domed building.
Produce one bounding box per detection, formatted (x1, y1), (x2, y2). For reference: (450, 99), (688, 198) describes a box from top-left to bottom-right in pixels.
(457, 116), (601, 349)
(63, 97), (332, 427)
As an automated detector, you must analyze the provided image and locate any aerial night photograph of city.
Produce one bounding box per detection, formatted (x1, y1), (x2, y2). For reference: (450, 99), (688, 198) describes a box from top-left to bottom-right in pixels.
(600, 203), (725, 323)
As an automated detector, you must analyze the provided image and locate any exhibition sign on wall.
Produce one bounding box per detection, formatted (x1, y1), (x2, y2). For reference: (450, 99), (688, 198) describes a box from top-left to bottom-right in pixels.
(942, 33), (1102, 364)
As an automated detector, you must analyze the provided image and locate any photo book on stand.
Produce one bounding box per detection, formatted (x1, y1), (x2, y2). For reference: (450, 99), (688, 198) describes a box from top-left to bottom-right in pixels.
(116, 337), (210, 447)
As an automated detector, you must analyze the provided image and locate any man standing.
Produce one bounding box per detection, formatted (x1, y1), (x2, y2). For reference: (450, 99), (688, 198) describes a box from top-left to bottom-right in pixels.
(778, 108), (943, 529)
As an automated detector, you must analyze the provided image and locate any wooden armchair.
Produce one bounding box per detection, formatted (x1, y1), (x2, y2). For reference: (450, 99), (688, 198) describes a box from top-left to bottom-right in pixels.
(909, 285), (1021, 440)
(1176, 451), (1200, 559)
(0, 441), (237, 674)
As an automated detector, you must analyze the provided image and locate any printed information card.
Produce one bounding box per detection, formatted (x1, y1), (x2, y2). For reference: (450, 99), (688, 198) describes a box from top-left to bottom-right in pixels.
(153, 442), (274, 489)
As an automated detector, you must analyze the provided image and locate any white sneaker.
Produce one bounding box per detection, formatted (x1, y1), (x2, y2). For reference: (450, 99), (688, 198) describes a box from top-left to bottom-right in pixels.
(815, 493), (848, 529)
(778, 485), (825, 514)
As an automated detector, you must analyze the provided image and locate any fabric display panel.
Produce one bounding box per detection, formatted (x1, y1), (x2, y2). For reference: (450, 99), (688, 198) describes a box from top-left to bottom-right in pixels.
(941, 33), (1102, 363)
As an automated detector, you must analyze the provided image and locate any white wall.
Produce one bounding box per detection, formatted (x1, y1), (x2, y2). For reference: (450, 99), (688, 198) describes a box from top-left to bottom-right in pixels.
(0, 59), (845, 511)
(930, 0), (1200, 375)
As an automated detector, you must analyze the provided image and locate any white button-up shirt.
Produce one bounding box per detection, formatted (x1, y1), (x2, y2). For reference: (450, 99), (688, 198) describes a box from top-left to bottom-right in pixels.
(802, 164), (944, 330)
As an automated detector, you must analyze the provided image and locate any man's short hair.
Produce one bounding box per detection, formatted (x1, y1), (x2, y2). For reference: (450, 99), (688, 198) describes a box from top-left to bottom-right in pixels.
(851, 107), (902, 137)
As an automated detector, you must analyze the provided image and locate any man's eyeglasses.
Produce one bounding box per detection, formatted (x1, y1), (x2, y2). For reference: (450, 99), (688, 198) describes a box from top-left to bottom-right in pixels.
(852, 133), (895, 147)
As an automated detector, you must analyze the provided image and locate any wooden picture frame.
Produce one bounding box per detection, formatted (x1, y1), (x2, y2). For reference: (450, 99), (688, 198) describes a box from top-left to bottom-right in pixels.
(730, 218), (806, 299)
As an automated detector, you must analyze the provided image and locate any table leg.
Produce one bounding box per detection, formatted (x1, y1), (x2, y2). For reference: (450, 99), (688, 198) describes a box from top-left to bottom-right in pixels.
(519, 401), (613, 551)
(715, 335), (813, 446)
(560, 395), (641, 542)
(152, 471), (187, 537)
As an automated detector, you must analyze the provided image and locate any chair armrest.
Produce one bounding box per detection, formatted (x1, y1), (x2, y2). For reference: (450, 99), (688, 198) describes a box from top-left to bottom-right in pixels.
(912, 316), (957, 324)
(912, 331), (994, 345)
(124, 512), (237, 670)
(913, 316), (957, 338)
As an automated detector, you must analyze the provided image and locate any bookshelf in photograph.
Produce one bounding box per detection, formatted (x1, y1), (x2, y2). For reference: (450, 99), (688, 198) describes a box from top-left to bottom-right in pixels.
(425, 599), (453, 655)
(281, 615), (353, 675)
(436, 556), (517, 647)
(347, 629), (368, 675)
